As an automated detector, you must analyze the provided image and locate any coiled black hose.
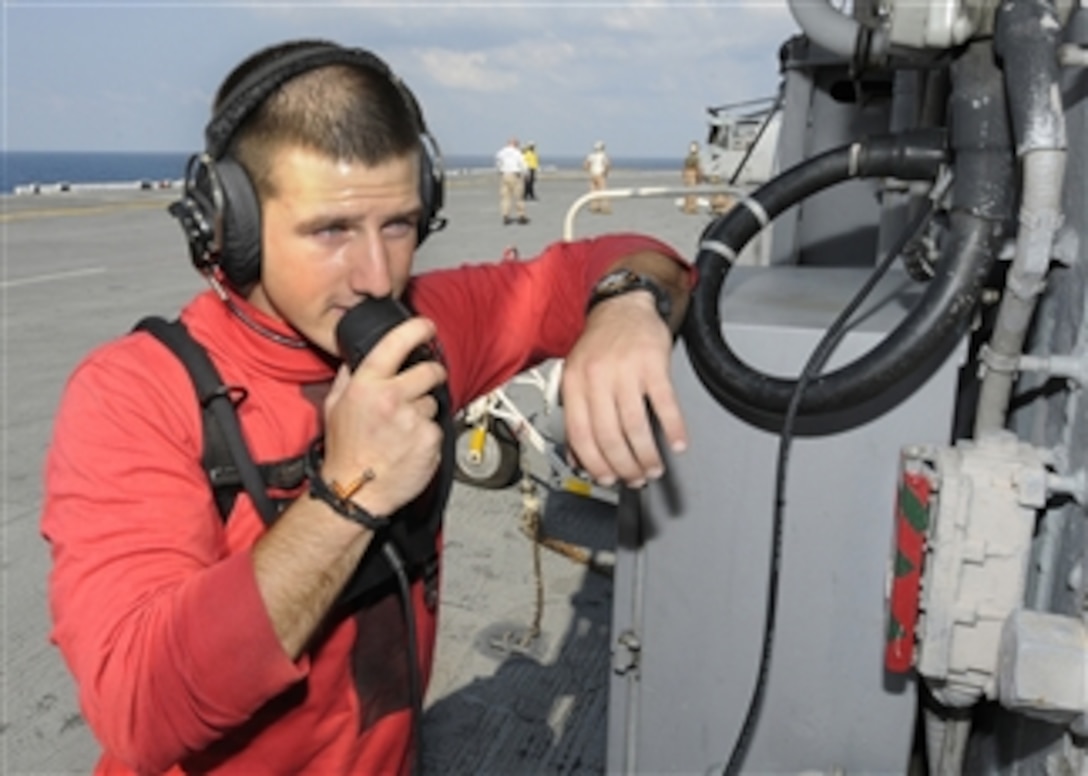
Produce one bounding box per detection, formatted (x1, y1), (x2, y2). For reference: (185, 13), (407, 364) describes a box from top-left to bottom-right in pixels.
(682, 131), (988, 416)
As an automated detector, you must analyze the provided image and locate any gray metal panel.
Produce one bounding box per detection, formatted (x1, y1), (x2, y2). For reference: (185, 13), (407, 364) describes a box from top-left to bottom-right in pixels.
(771, 38), (893, 269)
(608, 267), (964, 775)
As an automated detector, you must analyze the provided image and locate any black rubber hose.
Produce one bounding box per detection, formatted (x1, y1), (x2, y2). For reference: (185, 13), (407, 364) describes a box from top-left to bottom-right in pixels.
(686, 36), (1015, 419)
(682, 132), (999, 416)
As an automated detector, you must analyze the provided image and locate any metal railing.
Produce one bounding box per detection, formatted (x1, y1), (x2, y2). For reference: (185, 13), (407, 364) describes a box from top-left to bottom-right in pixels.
(562, 183), (752, 240)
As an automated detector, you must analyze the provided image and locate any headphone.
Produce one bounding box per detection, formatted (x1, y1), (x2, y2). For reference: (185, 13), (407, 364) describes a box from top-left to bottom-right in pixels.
(169, 42), (447, 288)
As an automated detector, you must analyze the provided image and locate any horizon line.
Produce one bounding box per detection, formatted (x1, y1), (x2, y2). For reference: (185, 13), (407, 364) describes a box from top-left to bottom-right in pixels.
(3, 148), (687, 159)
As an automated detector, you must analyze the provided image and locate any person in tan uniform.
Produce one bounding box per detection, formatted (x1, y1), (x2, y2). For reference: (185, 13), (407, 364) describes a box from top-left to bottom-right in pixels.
(584, 140), (611, 214)
(495, 137), (529, 225)
(681, 141), (702, 214)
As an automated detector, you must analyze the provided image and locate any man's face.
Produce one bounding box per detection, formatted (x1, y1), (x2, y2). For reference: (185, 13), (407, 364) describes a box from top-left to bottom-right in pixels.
(248, 145), (421, 356)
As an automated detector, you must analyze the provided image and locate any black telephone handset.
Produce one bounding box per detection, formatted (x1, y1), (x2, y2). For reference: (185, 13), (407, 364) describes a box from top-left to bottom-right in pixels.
(336, 296), (429, 371)
(335, 295), (449, 424)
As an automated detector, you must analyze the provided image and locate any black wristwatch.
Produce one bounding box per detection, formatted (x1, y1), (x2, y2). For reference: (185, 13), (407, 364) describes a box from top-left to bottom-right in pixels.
(586, 269), (672, 323)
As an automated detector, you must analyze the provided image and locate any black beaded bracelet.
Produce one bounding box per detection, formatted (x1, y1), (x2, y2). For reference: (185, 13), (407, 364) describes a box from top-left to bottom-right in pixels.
(304, 437), (389, 532)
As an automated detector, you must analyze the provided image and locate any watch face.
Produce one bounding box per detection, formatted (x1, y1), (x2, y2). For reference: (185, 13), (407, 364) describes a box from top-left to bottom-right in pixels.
(598, 270), (637, 294)
(589, 269), (671, 323)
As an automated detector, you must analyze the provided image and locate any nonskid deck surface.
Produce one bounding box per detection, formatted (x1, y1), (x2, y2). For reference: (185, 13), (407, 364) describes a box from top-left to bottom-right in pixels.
(3, 169), (713, 775)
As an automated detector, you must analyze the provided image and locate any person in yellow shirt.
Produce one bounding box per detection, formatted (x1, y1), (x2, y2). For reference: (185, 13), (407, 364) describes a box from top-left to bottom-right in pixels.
(522, 141), (540, 201)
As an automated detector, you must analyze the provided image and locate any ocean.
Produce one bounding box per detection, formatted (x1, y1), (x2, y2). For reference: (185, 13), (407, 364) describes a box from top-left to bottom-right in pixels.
(1, 151), (679, 194)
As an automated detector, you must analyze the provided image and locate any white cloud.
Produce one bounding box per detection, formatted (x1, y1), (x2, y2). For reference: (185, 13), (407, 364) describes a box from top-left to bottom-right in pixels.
(497, 38), (578, 71)
(418, 49), (520, 91)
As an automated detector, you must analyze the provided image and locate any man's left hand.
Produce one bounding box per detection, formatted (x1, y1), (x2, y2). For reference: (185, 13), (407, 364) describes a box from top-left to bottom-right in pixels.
(561, 291), (688, 489)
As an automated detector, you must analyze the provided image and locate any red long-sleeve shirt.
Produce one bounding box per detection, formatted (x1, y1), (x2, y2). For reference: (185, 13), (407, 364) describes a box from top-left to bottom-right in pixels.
(42, 234), (686, 775)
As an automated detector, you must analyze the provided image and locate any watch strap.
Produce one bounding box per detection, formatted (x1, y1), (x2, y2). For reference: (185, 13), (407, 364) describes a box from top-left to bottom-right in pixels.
(586, 269), (672, 323)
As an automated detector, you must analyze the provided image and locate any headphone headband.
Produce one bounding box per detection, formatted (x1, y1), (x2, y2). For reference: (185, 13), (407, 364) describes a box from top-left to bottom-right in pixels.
(206, 44), (406, 158)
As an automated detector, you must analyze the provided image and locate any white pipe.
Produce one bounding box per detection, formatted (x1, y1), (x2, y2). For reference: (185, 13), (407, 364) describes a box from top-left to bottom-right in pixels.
(1059, 44), (1088, 66)
(974, 149), (1067, 436)
(936, 716), (971, 775)
(561, 184), (748, 241)
(787, 0), (891, 63)
(787, 0), (861, 58)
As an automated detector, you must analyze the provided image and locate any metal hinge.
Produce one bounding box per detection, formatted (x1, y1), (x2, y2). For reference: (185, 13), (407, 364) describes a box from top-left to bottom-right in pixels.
(613, 629), (642, 676)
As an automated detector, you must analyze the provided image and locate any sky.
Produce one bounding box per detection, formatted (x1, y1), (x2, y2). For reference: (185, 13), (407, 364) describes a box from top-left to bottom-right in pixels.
(2, 1), (800, 159)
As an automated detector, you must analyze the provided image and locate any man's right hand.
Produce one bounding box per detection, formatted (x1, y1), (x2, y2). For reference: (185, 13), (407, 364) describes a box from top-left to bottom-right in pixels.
(321, 316), (447, 519)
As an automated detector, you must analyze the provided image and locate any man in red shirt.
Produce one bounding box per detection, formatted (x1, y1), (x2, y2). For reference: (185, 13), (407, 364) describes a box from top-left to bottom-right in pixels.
(41, 39), (693, 775)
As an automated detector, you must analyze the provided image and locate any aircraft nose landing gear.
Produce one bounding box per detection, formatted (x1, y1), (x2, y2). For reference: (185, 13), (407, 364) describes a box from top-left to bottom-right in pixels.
(453, 417), (521, 490)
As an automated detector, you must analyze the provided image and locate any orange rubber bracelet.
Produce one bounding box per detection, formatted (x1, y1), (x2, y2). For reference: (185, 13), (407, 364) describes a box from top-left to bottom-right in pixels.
(331, 467), (376, 501)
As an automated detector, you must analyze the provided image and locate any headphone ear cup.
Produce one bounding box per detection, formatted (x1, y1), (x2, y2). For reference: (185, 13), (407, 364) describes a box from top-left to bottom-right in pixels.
(214, 157), (263, 287)
(416, 135), (445, 246)
(169, 155), (219, 271)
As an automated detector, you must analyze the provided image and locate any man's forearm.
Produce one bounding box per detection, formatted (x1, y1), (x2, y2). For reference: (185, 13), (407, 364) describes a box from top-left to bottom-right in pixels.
(252, 499), (374, 659)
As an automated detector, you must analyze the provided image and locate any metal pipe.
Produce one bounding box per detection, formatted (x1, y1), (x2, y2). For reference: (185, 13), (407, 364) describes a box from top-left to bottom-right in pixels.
(974, 0), (1068, 437)
(1058, 44), (1088, 66)
(562, 184), (748, 242)
(787, 0), (890, 65)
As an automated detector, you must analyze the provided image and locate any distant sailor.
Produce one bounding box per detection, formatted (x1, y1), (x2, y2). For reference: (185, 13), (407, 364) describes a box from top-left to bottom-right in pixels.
(495, 137), (529, 225)
(584, 140), (611, 214)
(682, 141), (702, 214)
(522, 141), (539, 201)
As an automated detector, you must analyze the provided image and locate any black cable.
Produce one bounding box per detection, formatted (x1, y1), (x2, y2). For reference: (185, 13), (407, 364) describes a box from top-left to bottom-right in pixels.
(726, 90), (784, 187)
(722, 189), (943, 774)
(382, 542), (425, 776)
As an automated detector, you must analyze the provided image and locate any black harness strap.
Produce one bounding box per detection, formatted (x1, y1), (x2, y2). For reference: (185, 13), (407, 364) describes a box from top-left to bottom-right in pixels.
(135, 316), (281, 525)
